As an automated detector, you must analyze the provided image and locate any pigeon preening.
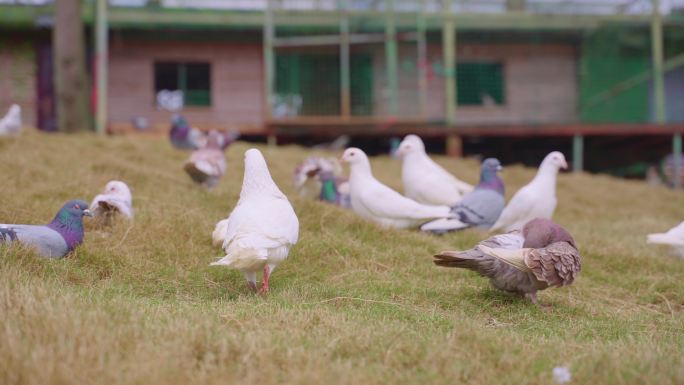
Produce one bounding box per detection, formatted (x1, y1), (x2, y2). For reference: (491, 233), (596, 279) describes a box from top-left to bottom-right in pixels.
(184, 130), (227, 189)
(396, 134), (473, 206)
(0, 104), (21, 136)
(433, 218), (581, 305)
(490, 151), (568, 233)
(293, 156), (350, 207)
(210, 149), (299, 294)
(170, 114), (206, 150)
(647, 221), (684, 258)
(421, 158), (505, 233)
(0, 200), (92, 258)
(341, 147), (453, 229)
(89, 180), (134, 222)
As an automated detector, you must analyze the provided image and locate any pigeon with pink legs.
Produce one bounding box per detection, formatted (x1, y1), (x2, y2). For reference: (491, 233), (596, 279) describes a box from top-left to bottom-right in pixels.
(210, 149), (299, 294)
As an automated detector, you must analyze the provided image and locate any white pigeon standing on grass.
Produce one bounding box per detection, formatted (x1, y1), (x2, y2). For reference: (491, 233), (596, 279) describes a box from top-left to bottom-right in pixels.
(0, 104), (21, 136)
(210, 149), (299, 294)
(89, 180), (134, 222)
(341, 147), (452, 229)
(396, 134), (473, 206)
(647, 221), (684, 258)
(490, 151), (568, 233)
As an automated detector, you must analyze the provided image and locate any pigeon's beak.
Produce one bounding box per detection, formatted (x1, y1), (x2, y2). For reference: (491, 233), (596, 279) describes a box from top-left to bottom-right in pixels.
(561, 160), (569, 170)
(83, 209), (93, 217)
(496, 165), (503, 172)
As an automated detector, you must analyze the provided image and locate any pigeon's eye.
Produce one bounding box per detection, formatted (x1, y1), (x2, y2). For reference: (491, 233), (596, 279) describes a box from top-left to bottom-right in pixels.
(74, 204), (80, 209)
(350, 153), (355, 157)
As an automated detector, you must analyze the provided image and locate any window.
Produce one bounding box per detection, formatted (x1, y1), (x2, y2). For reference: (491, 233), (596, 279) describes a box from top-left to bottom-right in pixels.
(274, 53), (373, 117)
(154, 62), (211, 106)
(457, 62), (504, 106)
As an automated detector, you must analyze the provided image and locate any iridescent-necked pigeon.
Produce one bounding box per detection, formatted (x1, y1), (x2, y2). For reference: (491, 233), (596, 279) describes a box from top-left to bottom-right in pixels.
(341, 147), (452, 229)
(421, 158), (505, 233)
(491, 152), (567, 232)
(396, 135), (473, 206)
(210, 149), (299, 294)
(169, 114), (206, 150)
(647, 221), (684, 258)
(184, 130), (227, 189)
(433, 218), (581, 305)
(0, 104), (21, 136)
(0, 200), (92, 259)
(90, 180), (133, 222)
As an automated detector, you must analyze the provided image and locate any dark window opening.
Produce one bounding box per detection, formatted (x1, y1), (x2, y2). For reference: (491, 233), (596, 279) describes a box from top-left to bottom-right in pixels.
(457, 62), (505, 106)
(154, 62), (211, 106)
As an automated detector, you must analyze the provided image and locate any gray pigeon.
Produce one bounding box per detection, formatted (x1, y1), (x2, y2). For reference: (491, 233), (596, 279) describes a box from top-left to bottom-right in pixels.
(421, 158), (505, 232)
(0, 200), (92, 258)
(433, 218), (581, 305)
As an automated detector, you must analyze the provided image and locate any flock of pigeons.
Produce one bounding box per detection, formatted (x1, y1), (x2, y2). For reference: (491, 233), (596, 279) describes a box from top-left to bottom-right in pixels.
(1, 104), (683, 305)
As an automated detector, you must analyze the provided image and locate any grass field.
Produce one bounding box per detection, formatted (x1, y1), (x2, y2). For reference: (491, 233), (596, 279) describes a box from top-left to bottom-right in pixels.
(0, 131), (683, 385)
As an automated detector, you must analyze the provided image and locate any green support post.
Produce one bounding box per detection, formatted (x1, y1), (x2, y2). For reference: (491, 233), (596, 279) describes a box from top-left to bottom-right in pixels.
(385, 0), (398, 116)
(340, 0), (351, 119)
(95, 0), (108, 135)
(443, 0), (456, 126)
(674, 133), (682, 189)
(263, 0), (275, 121)
(573, 134), (584, 172)
(651, 0), (666, 124)
(417, 0), (427, 117)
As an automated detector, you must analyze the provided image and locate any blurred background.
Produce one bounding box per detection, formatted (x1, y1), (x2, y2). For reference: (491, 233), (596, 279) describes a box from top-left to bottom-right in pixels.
(1, 0), (683, 183)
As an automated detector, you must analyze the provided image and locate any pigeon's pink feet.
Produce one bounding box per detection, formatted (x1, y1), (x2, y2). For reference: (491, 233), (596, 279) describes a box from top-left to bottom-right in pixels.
(247, 281), (258, 293)
(257, 266), (270, 296)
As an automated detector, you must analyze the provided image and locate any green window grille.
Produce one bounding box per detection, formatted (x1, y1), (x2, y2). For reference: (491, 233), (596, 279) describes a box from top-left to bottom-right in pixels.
(457, 62), (505, 106)
(154, 62), (211, 106)
(275, 52), (373, 116)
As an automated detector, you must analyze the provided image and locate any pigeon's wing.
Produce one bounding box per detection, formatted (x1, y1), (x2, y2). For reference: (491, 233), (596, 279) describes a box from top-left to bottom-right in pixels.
(524, 241), (581, 287)
(454, 189), (505, 227)
(222, 197), (299, 250)
(0, 224), (69, 258)
(90, 194), (133, 219)
(489, 187), (538, 232)
(433, 232), (525, 278)
(411, 165), (472, 205)
(212, 219), (230, 247)
(356, 180), (450, 220)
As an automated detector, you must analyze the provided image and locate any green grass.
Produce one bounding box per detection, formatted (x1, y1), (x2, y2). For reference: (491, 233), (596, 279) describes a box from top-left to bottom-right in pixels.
(0, 132), (683, 384)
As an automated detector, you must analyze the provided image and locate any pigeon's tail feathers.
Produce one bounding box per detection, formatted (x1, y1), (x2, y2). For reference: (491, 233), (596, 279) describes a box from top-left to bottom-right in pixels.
(210, 246), (268, 271)
(433, 250), (483, 269)
(0, 227), (18, 243)
(421, 218), (469, 233)
(647, 233), (684, 246)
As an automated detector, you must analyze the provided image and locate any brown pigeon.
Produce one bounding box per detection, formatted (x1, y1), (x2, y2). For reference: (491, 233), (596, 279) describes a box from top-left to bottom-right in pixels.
(433, 218), (581, 305)
(183, 130), (227, 189)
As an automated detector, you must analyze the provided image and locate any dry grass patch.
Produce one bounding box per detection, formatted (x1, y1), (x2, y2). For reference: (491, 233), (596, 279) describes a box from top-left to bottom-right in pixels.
(0, 131), (683, 384)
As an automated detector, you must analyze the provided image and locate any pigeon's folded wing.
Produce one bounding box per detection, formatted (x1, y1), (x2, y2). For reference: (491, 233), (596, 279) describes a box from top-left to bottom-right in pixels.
(356, 183), (450, 220)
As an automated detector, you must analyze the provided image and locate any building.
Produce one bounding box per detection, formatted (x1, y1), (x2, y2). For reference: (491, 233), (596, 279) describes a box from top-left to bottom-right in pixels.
(0, 0), (683, 178)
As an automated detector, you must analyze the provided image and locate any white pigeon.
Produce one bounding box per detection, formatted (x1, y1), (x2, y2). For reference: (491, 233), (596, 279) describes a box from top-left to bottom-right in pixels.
(341, 147), (452, 229)
(396, 134), (473, 206)
(89, 180), (134, 221)
(210, 148), (299, 294)
(647, 221), (684, 258)
(0, 104), (22, 136)
(490, 151), (568, 233)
